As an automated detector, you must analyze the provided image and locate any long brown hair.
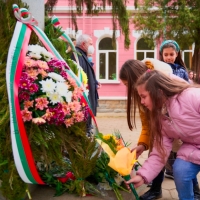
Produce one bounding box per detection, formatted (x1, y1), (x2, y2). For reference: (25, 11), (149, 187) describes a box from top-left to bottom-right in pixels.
(119, 60), (148, 130)
(135, 70), (194, 156)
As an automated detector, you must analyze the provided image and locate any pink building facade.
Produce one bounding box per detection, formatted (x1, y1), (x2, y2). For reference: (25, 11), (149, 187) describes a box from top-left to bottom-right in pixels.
(52, 0), (193, 102)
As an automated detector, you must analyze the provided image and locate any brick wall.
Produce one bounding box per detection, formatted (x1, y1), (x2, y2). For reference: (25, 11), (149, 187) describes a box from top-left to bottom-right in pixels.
(97, 100), (126, 113)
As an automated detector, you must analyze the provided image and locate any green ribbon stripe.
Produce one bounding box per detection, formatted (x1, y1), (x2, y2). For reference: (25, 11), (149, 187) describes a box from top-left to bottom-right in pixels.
(10, 23), (37, 183)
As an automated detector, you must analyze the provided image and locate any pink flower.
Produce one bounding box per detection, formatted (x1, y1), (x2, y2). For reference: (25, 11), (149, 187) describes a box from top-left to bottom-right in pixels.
(73, 87), (84, 100)
(73, 111), (84, 122)
(19, 79), (30, 90)
(24, 100), (34, 109)
(67, 76), (77, 88)
(32, 117), (46, 125)
(20, 72), (28, 79)
(48, 104), (65, 125)
(21, 109), (32, 122)
(18, 91), (30, 101)
(69, 101), (81, 112)
(24, 57), (36, 68)
(37, 60), (49, 70)
(62, 103), (71, 115)
(60, 70), (68, 80)
(38, 69), (48, 78)
(42, 109), (53, 121)
(48, 59), (69, 70)
(64, 118), (74, 127)
(29, 83), (39, 93)
(83, 105), (89, 121)
(26, 68), (39, 80)
(35, 97), (49, 110)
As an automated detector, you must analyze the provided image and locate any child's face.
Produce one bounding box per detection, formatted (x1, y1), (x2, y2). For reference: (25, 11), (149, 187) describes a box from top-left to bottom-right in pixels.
(189, 72), (194, 79)
(162, 47), (178, 64)
(137, 84), (153, 111)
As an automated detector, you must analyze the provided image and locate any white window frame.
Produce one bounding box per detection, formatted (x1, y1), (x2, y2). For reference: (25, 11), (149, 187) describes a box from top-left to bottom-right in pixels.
(136, 50), (155, 60)
(98, 49), (118, 83)
(182, 50), (193, 67)
(135, 38), (156, 60)
(181, 44), (194, 69)
(132, 31), (156, 59)
(94, 28), (120, 84)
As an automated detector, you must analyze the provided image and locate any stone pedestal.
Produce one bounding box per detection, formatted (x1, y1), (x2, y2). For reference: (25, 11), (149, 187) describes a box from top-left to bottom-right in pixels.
(22, 0), (44, 30)
(22, 184), (147, 200)
(97, 100), (127, 113)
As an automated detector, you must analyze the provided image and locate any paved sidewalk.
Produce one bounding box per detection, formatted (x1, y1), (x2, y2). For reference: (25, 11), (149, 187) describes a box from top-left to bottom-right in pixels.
(22, 114), (199, 199)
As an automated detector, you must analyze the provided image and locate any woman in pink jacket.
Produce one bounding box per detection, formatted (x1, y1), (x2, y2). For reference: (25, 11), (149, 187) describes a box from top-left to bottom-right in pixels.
(126, 70), (200, 200)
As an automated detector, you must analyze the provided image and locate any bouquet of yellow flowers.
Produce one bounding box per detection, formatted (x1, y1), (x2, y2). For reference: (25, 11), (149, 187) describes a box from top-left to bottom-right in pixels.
(95, 131), (139, 200)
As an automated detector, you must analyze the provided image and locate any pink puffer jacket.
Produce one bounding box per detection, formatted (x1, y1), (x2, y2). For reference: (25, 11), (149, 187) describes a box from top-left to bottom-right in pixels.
(137, 88), (200, 183)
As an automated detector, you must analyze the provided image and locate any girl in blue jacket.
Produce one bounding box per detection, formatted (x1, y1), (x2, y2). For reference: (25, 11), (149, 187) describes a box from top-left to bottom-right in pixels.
(160, 40), (189, 82)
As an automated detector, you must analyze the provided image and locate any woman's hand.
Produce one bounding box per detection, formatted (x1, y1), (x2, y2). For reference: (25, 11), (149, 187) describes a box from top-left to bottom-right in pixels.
(97, 82), (101, 89)
(131, 145), (145, 158)
(126, 175), (144, 189)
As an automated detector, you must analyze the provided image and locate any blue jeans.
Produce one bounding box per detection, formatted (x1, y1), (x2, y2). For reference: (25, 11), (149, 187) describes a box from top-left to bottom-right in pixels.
(173, 158), (200, 200)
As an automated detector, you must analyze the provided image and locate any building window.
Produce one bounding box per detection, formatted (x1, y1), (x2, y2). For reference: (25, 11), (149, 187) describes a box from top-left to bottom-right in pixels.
(182, 45), (193, 69)
(98, 37), (117, 81)
(136, 38), (155, 60)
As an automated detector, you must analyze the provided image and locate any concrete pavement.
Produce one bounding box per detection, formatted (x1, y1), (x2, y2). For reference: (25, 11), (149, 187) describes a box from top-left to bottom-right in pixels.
(21, 114), (200, 199)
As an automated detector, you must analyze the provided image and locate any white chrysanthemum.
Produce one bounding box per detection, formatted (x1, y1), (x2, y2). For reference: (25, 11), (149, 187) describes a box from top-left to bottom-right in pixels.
(65, 91), (73, 103)
(47, 92), (62, 105)
(27, 45), (54, 61)
(40, 78), (56, 93)
(40, 47), (54, 61)
(27, 52), (42, 60)
(42, 51), (54, 62)
(48, 72), (65, 82)
(28, 44), (43, 53)
(55, 82), (69, 97)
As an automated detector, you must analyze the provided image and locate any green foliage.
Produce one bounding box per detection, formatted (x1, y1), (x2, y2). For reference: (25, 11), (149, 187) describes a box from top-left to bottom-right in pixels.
(90, 152), (118, 183)
(23, 110), (101, 196)
(89, 152), (129, 200)
(0, 0), (29, 199)
(66, 59), (79, 76)
(63, 123), (100, 182)
(44, 17), (68, 59)
(108, 0), (130, 49)
(132, 0), (200, 74)
(44, 17), (79, 75)
(45, 0), (131, 49)
(1, 164), (27, 200)
(95, 133), (118, 154)
(0, 1), (98, 199)
(65, 126), (101, 196)
(37, 122), (101, 197)
(43, 18), (103, 196)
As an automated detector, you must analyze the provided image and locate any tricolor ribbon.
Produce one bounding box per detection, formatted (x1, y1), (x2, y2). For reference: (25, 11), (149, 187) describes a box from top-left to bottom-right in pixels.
(6, 4), (98, 184)
(50, 16), (98, 129)
(6, 21), (44, 184)
(51, 16), (83, 85)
